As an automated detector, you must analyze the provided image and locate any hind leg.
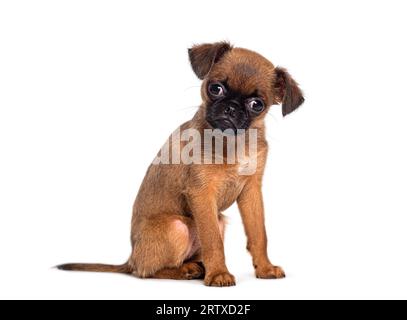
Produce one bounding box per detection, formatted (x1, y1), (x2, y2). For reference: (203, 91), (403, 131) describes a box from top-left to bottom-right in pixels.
(152, 261), (205, 280)
(129, 215), (200, 279)
(150, 215), (226, 280)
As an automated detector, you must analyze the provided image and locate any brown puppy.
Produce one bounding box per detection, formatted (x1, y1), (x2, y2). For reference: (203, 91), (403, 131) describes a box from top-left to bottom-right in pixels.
(58, 42), (304, 287)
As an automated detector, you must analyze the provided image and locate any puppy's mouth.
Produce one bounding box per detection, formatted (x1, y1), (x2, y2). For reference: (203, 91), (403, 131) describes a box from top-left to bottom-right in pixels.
(207, 117), (237, 132)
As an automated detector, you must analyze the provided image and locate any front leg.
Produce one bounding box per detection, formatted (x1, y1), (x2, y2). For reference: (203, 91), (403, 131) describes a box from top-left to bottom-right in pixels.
(187, 190), (236, 287)
(237, 177), (285, 279)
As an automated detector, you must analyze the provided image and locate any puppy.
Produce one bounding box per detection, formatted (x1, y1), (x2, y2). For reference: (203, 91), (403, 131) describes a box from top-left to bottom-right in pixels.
(58, 42), (304, 287)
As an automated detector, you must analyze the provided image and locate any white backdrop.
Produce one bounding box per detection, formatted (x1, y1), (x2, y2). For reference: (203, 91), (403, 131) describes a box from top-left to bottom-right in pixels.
(1, 0), (407, 300)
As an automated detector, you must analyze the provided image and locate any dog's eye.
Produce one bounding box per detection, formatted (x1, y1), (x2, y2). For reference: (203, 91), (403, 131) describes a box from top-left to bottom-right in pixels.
(208, 83), (226, 98)
(247, 98), (265, 113)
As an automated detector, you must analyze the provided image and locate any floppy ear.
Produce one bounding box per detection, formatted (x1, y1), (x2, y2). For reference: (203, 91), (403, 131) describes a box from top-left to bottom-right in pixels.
(188, 42), (233, 80)
(274, 67), (305, 116)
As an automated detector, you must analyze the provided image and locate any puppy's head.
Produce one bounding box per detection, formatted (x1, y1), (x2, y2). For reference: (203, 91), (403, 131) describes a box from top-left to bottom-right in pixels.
(189, 42), (304, 133)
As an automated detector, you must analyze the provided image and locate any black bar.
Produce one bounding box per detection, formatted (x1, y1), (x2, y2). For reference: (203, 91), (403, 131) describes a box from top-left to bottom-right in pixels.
(149, 301), (255, 319)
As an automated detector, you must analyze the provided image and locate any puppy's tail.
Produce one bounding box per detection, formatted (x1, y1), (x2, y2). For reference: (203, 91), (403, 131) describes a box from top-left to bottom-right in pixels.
(56, 262), (131, 274)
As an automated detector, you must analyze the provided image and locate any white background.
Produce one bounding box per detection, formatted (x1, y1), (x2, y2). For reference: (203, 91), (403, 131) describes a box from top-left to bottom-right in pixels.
(1, 0), (407, 300)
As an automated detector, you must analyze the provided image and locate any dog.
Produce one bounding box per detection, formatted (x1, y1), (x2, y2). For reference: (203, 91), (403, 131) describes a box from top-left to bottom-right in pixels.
(58, 42), (304, 287)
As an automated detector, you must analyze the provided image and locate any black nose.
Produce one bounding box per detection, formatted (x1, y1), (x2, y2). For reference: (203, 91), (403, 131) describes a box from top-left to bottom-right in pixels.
(224, 105), (236, 118)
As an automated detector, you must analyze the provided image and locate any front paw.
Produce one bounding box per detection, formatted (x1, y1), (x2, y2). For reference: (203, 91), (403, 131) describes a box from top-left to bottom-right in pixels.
(204, 271), (236, 287)
(256, 265), (286, 279)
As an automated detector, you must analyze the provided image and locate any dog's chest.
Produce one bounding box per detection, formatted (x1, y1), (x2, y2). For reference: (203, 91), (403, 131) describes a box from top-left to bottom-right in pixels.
(217, 151), (265, 210)
(215, 170), (248, 211)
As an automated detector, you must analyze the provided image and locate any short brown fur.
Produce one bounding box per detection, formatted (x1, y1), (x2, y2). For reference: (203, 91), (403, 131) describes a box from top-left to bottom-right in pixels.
(58, 42), (304, 287)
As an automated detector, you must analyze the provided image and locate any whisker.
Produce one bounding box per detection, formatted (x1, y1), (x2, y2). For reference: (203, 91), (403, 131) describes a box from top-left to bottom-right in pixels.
(266, 112), (280, 123)
(176, 105), (200, 112)
(183, 85), (201, 92)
